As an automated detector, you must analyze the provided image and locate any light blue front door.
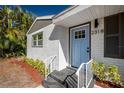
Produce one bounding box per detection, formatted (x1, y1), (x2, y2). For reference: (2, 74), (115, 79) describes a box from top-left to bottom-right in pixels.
(71, 24), (90, 68)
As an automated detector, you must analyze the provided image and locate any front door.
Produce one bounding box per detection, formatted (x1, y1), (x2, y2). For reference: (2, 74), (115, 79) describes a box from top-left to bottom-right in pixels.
(70, 24), (90, 68)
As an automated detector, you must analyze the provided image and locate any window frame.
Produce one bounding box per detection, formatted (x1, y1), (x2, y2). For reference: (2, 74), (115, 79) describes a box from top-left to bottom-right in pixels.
(32, 32), (43, 47)
(75, 30), (85, 39)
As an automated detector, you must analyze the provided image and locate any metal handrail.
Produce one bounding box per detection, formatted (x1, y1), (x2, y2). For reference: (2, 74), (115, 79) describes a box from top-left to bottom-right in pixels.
(76, 62), (85, 88)
(44, 55), (57, 79)
(85, 59), (93, 88)
(76, 59), (93, 88)
(46, 56), (57, 67)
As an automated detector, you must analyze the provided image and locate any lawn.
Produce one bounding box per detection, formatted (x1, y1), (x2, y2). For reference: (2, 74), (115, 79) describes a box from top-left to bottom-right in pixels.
(0, 58), (44, 88)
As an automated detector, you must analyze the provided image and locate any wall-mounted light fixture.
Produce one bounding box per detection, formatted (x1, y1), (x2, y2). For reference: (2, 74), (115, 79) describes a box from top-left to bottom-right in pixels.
(94, 19), (99, 28)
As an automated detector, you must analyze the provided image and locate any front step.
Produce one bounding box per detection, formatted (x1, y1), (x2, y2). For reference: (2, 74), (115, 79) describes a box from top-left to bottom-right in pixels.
(65, 74), (78, 88)
(49, 67), (76, 84)
(42, 67), (77, 88)
(66, 66), (77, 71)
(42, 76), (65, 88)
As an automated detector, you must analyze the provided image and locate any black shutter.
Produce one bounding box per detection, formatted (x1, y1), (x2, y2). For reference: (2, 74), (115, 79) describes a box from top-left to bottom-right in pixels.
(120, 13), (124, 58)
(104, 12), (124, 59)
(104, 14), (119, 58)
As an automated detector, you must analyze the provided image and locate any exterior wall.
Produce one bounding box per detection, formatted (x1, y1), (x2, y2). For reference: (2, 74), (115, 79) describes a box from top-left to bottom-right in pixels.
(91, 18), (124, 78)
(58, 26), (69, 70)
(27, 22), (69, 71)
(27, 24), (60, 70)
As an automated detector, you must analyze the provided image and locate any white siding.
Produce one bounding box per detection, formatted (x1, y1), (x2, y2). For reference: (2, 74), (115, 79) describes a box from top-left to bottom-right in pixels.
(27, 24), (60, 70)
(58, 26), (69, 70)
(27, 23), (70, 71)
(91, 18), (124, 78)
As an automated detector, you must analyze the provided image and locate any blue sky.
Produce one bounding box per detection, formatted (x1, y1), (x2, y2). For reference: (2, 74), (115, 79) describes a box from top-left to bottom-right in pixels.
(21, 5), (70, 16)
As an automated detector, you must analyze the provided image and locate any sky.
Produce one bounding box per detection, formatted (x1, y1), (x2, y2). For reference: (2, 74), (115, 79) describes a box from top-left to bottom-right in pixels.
(21, 5), (71, 16)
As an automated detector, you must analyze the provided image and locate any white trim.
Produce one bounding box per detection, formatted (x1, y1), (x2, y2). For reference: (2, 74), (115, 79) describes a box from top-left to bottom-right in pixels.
(26, 18), (37, 35)
(37, 15), (54, 20)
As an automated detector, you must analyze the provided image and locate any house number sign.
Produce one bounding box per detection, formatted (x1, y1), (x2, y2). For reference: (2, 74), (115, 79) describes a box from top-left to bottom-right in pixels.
(91, 29), (104, 35)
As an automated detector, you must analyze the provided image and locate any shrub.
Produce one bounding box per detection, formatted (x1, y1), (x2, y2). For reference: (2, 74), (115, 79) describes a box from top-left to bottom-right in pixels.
(92, 61), (106, 81)
(92, 60), (121, 85)
(24, 57), (47, 76)
(108, 65), (121, 84)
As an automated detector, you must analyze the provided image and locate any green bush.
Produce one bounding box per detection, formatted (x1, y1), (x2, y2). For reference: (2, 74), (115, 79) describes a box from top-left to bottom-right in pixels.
(92, 61), (106, 81)
(24, 57), (47, 76)
(108, 65), (121, 84)
(92, 60), (121, 84)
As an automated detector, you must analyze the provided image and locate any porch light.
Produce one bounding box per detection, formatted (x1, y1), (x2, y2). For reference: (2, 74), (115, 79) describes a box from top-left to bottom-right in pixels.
(94, 19), (99, 28)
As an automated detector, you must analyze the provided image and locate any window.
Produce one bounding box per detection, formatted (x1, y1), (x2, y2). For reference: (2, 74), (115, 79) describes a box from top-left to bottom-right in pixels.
(32, 32), (43, 47)
(75, 30), (85, 39)
(38, 33), (43, 46)
(104, 12), (124, 59)
(32, 35), (37, 46)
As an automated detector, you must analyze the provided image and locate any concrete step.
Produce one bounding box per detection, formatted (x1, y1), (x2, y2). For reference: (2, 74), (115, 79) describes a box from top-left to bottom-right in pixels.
(42, 76), (65, 88)
(66, 66), (77, 72)
(65, 75), (77, 88)
(49, 68), (76, 84)
(42, 67), (78, 88)
(71, 74), (78, 83)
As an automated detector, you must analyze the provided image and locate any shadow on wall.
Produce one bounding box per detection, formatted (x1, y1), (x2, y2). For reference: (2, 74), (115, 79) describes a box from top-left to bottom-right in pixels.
(49, 25), (69, 65)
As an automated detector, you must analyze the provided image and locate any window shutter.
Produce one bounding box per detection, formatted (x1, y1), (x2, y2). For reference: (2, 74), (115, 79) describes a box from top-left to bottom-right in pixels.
(104, 14), (119, 58)
(105, 14), (119, 35)
(120, 13), (124, 58)
(104, 12), (124, 59)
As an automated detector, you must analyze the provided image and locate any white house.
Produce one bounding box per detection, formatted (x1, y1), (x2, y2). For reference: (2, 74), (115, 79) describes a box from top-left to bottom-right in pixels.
(27, 5), (124, 87)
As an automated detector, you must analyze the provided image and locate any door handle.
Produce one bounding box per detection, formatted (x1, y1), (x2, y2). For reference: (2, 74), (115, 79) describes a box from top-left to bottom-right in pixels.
(86, 47), (90, 53)
(87, 50), (89, 53)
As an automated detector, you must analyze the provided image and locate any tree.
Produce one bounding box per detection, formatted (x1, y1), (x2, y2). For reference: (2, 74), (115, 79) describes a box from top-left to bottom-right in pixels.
(0, 5), (35, 57)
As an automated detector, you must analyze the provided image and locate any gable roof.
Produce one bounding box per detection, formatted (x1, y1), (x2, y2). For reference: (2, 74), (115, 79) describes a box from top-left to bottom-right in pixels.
(27, 15), (54, 34)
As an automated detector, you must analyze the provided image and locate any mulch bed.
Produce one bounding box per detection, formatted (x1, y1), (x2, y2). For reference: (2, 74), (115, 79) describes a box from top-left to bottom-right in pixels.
(10, 58), (44, 84)
(0, 58), (44, 88)
(95, 80), (113, 88)
(95, 80), (123, 88)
